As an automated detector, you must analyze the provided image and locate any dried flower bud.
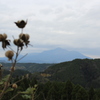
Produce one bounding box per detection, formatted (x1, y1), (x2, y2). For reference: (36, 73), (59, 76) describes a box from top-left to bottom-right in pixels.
(5, 50), (14, 61)
(10, 66), (15, 72)
(19, 33), (30, 46)
(0, 34), (4, 41)
(13, 39), (24, 46)
(25, 34), (30, 41)
(2, 33), (7, 40)
(12, 83), (18, 89)
(19, 33), (30, 41)
(14, 20), (27, 29)
(19, 33), (26, 42)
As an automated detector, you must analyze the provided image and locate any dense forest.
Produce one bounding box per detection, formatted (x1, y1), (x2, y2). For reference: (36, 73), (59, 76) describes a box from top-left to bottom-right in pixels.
(1, 58), (100, 99)
(2, 75), (100, 100)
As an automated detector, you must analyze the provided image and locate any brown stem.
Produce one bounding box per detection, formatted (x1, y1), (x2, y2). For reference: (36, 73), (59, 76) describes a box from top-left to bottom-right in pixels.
(10, 93), (20, 100)
(0, 47), (20, 100)
(21, 28), (23, 33)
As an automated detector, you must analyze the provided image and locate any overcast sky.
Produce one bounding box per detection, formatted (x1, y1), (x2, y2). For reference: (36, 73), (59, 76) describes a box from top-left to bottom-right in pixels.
(0, 0), (100, 58)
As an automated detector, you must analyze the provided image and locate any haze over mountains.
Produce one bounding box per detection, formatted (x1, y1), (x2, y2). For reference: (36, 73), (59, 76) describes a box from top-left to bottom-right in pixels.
(0, 48), (90, 63)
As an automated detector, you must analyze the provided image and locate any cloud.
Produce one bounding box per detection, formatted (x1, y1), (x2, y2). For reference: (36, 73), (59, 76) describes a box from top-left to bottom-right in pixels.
(0, 0), (100, 58)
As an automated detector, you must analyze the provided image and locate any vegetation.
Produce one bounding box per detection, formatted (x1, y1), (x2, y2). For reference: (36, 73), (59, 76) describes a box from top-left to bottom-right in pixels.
(0, 19), (37, 100)
(0, 19), (100, 100)
(44, 58), (100, 88)
(1, 76), (100, 100)
(2, 63), (53, 73)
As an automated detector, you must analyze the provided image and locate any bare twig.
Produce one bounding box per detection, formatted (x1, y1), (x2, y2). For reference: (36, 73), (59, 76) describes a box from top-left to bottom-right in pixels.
(8, 46), (16, 53)
(10, 93), (20, 100)
(17, 53), (28, 62)
(0, 47), (20, 100)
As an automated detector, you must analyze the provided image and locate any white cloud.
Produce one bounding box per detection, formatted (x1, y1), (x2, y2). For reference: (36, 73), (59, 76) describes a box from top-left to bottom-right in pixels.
(0, 0), (100, 58)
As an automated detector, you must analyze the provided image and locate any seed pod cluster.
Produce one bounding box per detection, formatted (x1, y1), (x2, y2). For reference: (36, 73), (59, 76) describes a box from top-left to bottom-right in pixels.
(5, 50), (14, 61)
(19, 33), (30, 46)
(14, 20), (27, 29)
(12, 83), (18, 89)
(0, 33), (10, 49)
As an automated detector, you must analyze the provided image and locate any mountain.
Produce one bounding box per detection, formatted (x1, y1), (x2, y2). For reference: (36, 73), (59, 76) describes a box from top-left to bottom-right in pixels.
(0, 48), (90, 63)
(20, 48), (90, 63)
(43, 59), (100, 88)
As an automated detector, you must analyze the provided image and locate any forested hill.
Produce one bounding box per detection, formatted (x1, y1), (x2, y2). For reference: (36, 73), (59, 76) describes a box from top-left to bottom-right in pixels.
(1, 63), (53, 73)
(44, 59), (100, 88)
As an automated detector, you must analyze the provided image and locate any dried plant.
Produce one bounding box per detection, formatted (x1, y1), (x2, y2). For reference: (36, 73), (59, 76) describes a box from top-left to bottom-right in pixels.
(0, 19), (33, 100)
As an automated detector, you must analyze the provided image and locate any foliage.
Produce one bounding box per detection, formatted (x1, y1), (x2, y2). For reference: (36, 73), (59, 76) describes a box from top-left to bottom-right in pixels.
(44, 59), (100, 88)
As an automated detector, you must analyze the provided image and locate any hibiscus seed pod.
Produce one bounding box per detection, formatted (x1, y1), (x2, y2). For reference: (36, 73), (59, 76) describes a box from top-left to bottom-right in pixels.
(5, 50), (14, 61)
(12, 83), (18, 89)
(25, 34), (30, 41)
(19, 33), (26, 42)
(14, 39), (24, 46)
(0, 34), (4, 41)
(10, 66), (15, 72)
(14, 20), (27, 29)
(2, 33), (7, 40)
(13, 39), (18, 46)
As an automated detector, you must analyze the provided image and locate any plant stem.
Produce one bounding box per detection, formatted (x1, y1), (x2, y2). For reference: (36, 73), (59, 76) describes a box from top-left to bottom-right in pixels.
(10, 93), (20, 100)
(0, 47), (20, 100)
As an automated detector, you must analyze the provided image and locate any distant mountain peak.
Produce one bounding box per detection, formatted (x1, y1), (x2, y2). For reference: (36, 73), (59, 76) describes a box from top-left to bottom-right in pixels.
(0, 48), (90, 63)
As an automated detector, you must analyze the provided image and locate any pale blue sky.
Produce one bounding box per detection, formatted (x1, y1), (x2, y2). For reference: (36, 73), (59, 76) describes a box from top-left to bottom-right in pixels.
(0, 0), (100, 58)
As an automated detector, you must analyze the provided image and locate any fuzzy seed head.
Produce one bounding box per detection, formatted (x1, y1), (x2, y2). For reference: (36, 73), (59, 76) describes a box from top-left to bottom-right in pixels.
(5, 50), (14, 61)
(10, 66), (15, 72)
(2, 33), (7, 40)
(12, 83), (18, 89)
(0, 34), (4, 41)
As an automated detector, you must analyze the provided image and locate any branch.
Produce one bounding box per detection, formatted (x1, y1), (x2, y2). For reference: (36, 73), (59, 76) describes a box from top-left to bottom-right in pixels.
(17, 53), (28, 62)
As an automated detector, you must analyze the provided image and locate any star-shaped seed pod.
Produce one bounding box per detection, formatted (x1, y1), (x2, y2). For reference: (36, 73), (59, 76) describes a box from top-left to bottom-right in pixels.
(14, 20), (27, 29)
(5, 50), (14, 61)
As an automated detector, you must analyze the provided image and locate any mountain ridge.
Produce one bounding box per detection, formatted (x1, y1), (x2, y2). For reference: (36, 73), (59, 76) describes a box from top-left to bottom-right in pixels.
(0, 48), (90, 63)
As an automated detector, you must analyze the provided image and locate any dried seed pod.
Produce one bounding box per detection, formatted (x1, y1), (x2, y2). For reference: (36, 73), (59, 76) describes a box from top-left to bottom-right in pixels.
(25, 34), (30, 41)
(13, 39), (24, 46)
(12, 83), (18, 89)
(13, 39), (18, 46)
(0, 34), (4, 41)
(14, 20), (27, 29)
(5, 50), (14, 61)
(2, 33), (7, 40)
(19, 33), (26, 42)
(19, 33), (30, 42)
(10, 66), (15, 72)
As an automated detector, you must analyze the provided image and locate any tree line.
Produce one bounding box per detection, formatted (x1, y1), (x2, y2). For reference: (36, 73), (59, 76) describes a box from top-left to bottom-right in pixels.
(2, 75), (100, 100)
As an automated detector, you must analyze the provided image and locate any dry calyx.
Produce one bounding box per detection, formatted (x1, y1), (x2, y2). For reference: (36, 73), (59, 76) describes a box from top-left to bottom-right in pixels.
(19, 33), (30, 46)
(14, 20), (27, 29)
(5, 50), (14, 61)
(0, 33), (10, 49)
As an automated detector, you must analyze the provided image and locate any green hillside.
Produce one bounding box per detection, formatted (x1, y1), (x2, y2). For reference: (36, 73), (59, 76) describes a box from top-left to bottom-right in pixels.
(44, 59), (100, 88)
(1, 63), (53, 73)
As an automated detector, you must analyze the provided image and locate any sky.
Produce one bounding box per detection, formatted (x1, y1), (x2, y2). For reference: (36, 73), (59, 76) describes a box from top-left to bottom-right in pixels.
(0, 0), (100, 58)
